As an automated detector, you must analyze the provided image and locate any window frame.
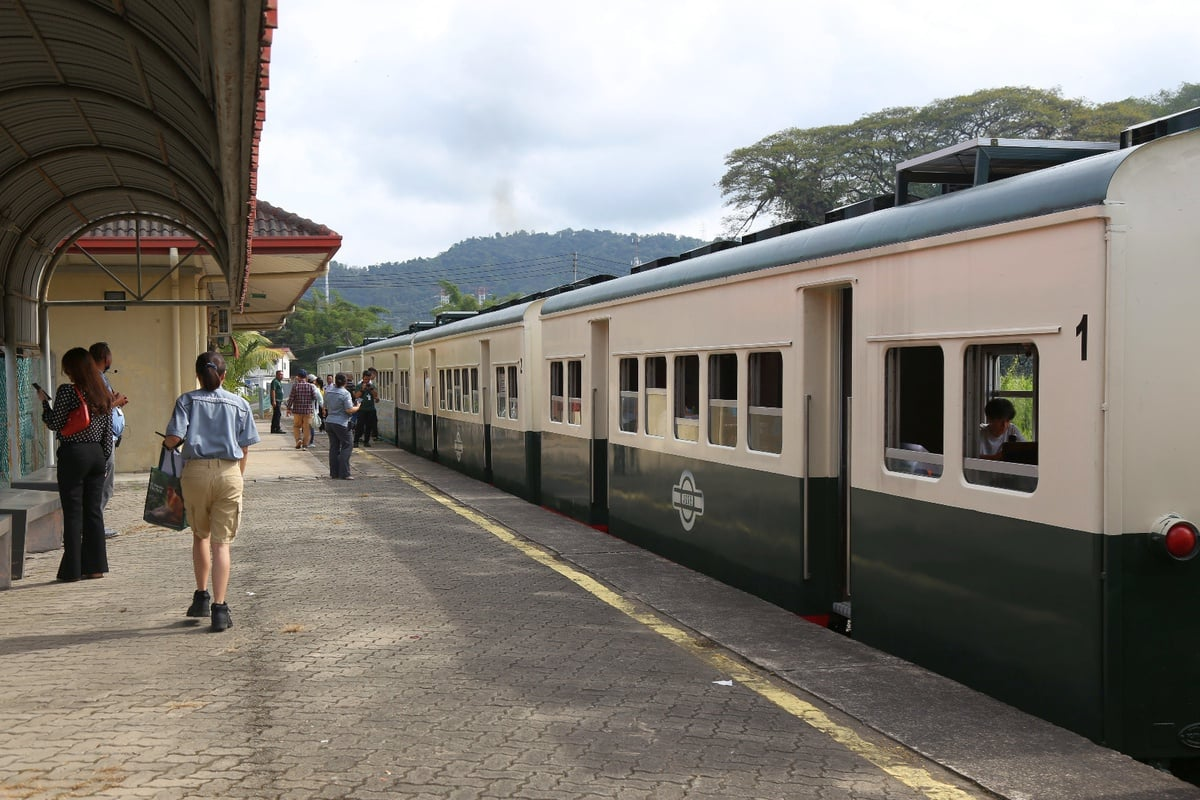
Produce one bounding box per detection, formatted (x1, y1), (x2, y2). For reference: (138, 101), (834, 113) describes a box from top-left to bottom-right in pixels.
(883, 346), (945, 479)
(567, 359), (582, 426)
(747, 350), (784, 454)
(963, 343), (1039, 492)
(645, 356), (668, 438)
(618, 357), (638, 434)
(707, 353), (738, 448)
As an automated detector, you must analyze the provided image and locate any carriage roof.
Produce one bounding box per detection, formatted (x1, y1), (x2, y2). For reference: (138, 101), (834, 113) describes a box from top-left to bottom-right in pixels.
(541, 145), (1138, 316)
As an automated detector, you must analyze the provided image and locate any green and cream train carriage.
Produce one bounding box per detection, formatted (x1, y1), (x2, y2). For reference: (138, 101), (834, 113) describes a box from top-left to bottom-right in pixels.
(536, 121), (1200, 764)
(321, 116), (1200, 765)
(410, 300), (545, 500)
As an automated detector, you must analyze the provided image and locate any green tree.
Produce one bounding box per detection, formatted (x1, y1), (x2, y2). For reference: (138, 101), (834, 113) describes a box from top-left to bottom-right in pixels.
(432, 279), (481, 314)
(719, 85), (1188, 235)
(221, 331), (284, 394)
(268, 291), (393, 370)
(431, 280), (522, 316)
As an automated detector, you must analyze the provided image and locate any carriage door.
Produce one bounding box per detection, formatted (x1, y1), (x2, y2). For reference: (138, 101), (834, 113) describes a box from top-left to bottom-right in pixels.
(429, 348), (439, 459)
(800, 284), (852, 624)
(480, 339), (493, 482)
(589, 319), (610, 524)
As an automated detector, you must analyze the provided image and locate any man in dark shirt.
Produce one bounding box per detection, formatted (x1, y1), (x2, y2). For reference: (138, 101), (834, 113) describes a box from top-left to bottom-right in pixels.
(269, 370), (285, 433)
(354, 369), (379, 447)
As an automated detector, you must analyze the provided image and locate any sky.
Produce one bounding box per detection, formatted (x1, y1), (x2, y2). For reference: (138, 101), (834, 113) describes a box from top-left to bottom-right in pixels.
(256, 0), (1199, 268)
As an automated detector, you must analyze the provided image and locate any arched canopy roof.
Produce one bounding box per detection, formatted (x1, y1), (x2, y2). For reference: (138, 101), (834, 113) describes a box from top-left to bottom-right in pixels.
(0, 0), (273, 345)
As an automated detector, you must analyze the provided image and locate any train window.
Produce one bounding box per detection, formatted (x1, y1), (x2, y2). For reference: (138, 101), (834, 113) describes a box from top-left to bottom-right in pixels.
(748, 352), (783, 453)
(495, 367), (508, 419)
(423, 369), (430, 408)
(674, 355), (699, 442)
(550, 361), (564, 423)
(646, 356), (667, 437)
(884, 347), (944, 478)
(470, 368), (479, 415)
(453, 368), (463, 412)
(508, 365), (518, 419)
(708, 353), (737, 447)
(618, 358), (638, 433)
(398, 370), (410, 407)
(438, 370), (447, 411)
(376, 369), (393, 401)
(964, 344), (1038, 492)
(567, 360), (582, 426)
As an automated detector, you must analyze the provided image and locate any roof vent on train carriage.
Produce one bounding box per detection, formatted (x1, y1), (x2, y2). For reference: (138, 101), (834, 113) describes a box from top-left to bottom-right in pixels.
(1120, 106), (1200, 148)
(825, 194), (898, 223)
(630, 254), (677, 275)
(893, 138), (1117, 208)
(740, 219), (815, 243)
(434, 310), (478, 326)
(676, 240), (739, 262)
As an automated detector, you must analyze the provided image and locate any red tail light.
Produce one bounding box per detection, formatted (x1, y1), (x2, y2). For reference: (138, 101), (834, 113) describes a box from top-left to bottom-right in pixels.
(1150, 514), (1200, 562)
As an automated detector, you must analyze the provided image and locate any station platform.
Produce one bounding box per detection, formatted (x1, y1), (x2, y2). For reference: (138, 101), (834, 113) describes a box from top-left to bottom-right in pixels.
(1, 420), (1196, 799)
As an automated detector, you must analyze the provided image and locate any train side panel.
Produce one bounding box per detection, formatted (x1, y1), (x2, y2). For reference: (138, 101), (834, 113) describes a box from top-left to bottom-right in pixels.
(539, 313), (606, 524)
(1104, 128), (1200, 759)
(484, 309), (542, 503)
(548, 270), (843, 614)
(851, 214), (1109, 739)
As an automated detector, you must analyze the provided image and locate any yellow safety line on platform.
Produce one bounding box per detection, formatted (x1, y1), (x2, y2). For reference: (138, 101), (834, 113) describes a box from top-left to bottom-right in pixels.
(382, 462), (984, 800)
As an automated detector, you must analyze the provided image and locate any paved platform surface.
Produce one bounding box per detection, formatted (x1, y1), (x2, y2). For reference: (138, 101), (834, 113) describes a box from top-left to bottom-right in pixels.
(2, 421), (1197, 799)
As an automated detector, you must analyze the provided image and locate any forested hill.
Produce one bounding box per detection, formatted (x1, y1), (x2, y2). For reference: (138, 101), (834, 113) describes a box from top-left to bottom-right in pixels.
(311, 229), (705, 328)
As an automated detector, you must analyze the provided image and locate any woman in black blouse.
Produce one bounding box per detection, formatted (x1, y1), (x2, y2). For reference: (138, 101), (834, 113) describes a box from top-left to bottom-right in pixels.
(38, 347), (113, 582)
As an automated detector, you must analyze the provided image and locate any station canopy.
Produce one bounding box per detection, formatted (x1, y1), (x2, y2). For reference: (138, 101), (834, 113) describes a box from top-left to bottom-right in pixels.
(0, 0), (277, 346)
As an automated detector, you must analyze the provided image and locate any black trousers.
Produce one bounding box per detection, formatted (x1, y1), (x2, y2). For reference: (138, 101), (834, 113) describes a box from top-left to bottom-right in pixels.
(327, 422), (352, 478)
(270, 402), (282, 432)
(355, 408), (378, 444)
(56, 441), (108, 580)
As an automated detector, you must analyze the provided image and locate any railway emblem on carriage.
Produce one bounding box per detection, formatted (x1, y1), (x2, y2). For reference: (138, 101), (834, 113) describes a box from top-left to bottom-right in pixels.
(671, 470), (705, 531)
(453, 429), (464, 462)
(1180, 722), (1200, 749)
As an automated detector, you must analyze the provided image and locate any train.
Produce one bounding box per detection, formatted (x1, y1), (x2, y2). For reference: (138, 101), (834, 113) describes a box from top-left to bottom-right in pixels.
(321, 107), (1200, 768)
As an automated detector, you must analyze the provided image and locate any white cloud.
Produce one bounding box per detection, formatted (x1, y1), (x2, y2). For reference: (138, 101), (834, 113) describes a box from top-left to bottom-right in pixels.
(257, 0), (1200, 265)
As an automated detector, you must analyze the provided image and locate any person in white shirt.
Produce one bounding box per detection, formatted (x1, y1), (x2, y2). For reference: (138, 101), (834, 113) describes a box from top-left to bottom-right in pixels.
(977, 398), (1026, 459)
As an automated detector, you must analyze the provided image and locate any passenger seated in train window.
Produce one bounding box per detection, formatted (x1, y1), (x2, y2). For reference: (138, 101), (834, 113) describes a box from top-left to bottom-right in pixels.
(977, 398), (1027, 460)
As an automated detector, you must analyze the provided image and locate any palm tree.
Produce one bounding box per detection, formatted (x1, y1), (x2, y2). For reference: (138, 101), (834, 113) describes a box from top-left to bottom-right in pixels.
(222, 331), (285, 394)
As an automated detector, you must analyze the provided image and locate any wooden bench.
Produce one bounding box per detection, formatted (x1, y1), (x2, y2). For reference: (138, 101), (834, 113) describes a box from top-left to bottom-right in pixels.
(2, 488), (63, 581)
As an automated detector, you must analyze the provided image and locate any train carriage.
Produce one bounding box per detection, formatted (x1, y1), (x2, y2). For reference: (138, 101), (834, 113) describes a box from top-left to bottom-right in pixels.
(540, 265), (843, 611)
(315, 112), (1200, 766)
(412, 301), (544, 497)
(535, 121), (1200, 764)
(536, 307), (608, 524)
(362, 333), (414, 448)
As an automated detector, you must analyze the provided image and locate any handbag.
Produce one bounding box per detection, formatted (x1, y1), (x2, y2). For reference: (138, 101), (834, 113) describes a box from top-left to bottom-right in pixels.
(143, 446), (188, 531)
(60, 386), (91, 437)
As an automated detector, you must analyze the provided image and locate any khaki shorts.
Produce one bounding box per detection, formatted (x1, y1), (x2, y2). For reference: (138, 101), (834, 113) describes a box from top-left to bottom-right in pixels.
(180, 459), (244, 544)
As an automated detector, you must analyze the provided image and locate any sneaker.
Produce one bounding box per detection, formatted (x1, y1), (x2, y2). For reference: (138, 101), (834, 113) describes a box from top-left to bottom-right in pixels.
(363, 441), (371, 448)
(186, 590), (211, 618)
(104, 528), (119, 538)
(211, 603), (232, 632)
